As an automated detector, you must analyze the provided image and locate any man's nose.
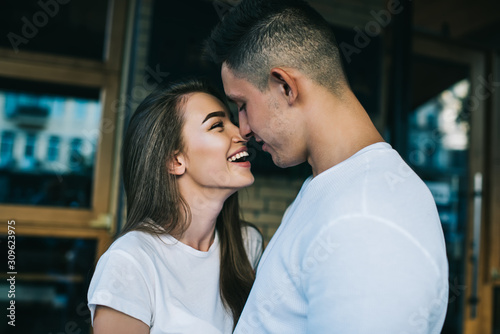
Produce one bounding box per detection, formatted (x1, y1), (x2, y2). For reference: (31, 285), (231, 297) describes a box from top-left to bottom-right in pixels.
(229, 121), (247, 143)
(238, 111), (253, 139)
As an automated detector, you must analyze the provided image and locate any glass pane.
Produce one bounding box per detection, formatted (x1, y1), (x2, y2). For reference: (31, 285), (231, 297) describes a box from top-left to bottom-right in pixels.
(1, 234), (96, 333)
(0, 0), (109, 60)
(0, 78), (102, 208)
(408, 56), (470, 334)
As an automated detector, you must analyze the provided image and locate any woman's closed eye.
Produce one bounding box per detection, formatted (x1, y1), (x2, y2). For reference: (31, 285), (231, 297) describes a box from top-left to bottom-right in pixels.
(210, 121), (224, 131)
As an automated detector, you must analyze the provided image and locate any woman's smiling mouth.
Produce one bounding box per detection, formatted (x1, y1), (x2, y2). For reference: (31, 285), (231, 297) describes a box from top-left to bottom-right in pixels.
(227, 150), (249, 162)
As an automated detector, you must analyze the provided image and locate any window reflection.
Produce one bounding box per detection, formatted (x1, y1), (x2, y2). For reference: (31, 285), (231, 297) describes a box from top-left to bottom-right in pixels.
(408, 56), (471, 333)
(408, 78), (470, 253)
(0, 131), (15, 165)
(0, 81), (101, 208)
(47, 136), (60, 162)
(408, 79), (470, 170)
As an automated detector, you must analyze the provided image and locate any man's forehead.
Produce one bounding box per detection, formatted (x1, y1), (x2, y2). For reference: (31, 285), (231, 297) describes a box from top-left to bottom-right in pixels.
(221, 66), (245, 99)
(226, 93), (246, 103)
(221, 62), (231, 72)
(221, 64), (239, 83)
(221, 63), (252, 83)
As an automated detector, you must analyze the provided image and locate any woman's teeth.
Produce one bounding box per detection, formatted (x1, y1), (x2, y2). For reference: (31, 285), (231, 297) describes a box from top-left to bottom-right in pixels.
(227, 151), (249, 162)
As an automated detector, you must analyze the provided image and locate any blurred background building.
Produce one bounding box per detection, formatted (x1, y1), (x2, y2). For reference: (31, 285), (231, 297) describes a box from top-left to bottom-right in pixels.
(0, 0), (499, 333)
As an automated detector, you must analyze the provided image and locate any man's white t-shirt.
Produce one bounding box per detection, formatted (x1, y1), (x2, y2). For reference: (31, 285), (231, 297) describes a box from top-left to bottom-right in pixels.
(234, 142), (449, 334)
(88, 225), (262, 334)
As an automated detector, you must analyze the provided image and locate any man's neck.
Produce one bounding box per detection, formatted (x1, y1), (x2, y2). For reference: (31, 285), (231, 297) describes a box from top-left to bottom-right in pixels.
(304, 89), (384, 177)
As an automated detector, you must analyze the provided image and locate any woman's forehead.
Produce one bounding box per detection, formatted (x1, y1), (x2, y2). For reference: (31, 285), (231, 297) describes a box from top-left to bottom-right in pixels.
(183, 92), (228, 120)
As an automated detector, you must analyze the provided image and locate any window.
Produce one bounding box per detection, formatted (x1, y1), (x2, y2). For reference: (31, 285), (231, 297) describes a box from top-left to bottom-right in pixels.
(0, 2), (128, 332)
(0, 131), (15, 166)
(47, 135), (60, 162)
(69, 138), (84, 170)
(0, 0), (127, 222)
(25, 133), (36, 158)
(0, 79), (102, 208)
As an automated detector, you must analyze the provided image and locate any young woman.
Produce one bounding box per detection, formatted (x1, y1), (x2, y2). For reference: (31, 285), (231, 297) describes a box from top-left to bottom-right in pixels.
(87, 79), (263, 334)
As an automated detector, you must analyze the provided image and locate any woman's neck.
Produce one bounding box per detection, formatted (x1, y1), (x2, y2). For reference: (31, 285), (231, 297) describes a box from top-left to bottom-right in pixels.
(177, 183), (229, 251)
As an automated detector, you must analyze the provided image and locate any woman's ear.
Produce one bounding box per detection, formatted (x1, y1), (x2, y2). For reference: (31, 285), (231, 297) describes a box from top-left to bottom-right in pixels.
(269, 67), (298, 105)
(168, 153), (186, 176)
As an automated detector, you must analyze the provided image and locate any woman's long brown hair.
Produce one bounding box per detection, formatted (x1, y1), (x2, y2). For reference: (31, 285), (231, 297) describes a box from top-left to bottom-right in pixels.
(120, 78), (258, 327)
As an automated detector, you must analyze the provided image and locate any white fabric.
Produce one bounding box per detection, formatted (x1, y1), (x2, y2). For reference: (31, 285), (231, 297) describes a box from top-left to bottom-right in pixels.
(234, 142), (449, 334)
(88, 225), (262, 334)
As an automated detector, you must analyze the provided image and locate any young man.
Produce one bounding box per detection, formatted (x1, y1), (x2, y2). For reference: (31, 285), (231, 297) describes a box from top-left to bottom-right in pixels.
(206, 0), (449, 332)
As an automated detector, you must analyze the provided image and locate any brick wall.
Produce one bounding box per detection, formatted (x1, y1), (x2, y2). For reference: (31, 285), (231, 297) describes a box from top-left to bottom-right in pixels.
(239, 175), (306, 246)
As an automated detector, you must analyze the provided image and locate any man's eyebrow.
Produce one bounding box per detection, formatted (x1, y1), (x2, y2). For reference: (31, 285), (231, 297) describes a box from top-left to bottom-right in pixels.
(202, 111), (227, 124)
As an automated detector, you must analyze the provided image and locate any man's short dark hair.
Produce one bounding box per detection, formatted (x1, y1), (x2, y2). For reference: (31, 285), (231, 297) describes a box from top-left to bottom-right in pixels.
(205, 0), (348, 94)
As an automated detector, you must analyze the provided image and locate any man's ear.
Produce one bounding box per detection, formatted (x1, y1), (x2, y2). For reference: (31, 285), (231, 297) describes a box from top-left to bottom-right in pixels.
(168, 153), (186, 176)
(269, 67), (298, 105)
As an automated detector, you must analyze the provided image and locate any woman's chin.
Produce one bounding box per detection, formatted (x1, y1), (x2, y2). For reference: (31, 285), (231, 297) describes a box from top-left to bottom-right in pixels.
(244, 175), (255, 188)
(232, 174), (255, 191)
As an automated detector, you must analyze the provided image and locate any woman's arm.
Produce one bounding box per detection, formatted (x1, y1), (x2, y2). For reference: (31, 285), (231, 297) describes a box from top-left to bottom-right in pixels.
(93, 305), (150, 334)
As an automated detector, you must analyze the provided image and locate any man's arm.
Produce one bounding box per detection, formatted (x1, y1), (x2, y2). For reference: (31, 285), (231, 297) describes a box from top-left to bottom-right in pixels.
(304, 216), (447, 333)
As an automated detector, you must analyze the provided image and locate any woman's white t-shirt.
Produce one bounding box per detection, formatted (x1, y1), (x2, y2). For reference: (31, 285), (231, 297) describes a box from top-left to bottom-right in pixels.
(87, 226), (263, 334)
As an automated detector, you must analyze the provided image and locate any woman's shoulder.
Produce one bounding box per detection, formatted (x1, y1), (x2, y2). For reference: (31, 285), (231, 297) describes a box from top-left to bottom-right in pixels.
(93, 231), (168, 284)
(241, 223), (264, 269)
(241, 223), (263, 243)
(109, 230), (156, 251)
(103, 230), (168, 264)
(88, 232), (157, 329)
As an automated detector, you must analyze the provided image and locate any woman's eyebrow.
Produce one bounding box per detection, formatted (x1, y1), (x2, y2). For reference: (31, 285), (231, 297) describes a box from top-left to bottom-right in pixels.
(202, 111), (227, 124)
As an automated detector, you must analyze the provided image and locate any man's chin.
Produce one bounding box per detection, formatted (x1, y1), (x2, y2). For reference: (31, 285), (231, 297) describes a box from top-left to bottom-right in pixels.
(271, 155), (302, 169)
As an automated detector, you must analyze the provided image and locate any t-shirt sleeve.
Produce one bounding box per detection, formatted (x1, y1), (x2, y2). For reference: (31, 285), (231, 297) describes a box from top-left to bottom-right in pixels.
(87, 249), (153, 327)
(303, 216), (448, 333)
(242, 225), (264, 270)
